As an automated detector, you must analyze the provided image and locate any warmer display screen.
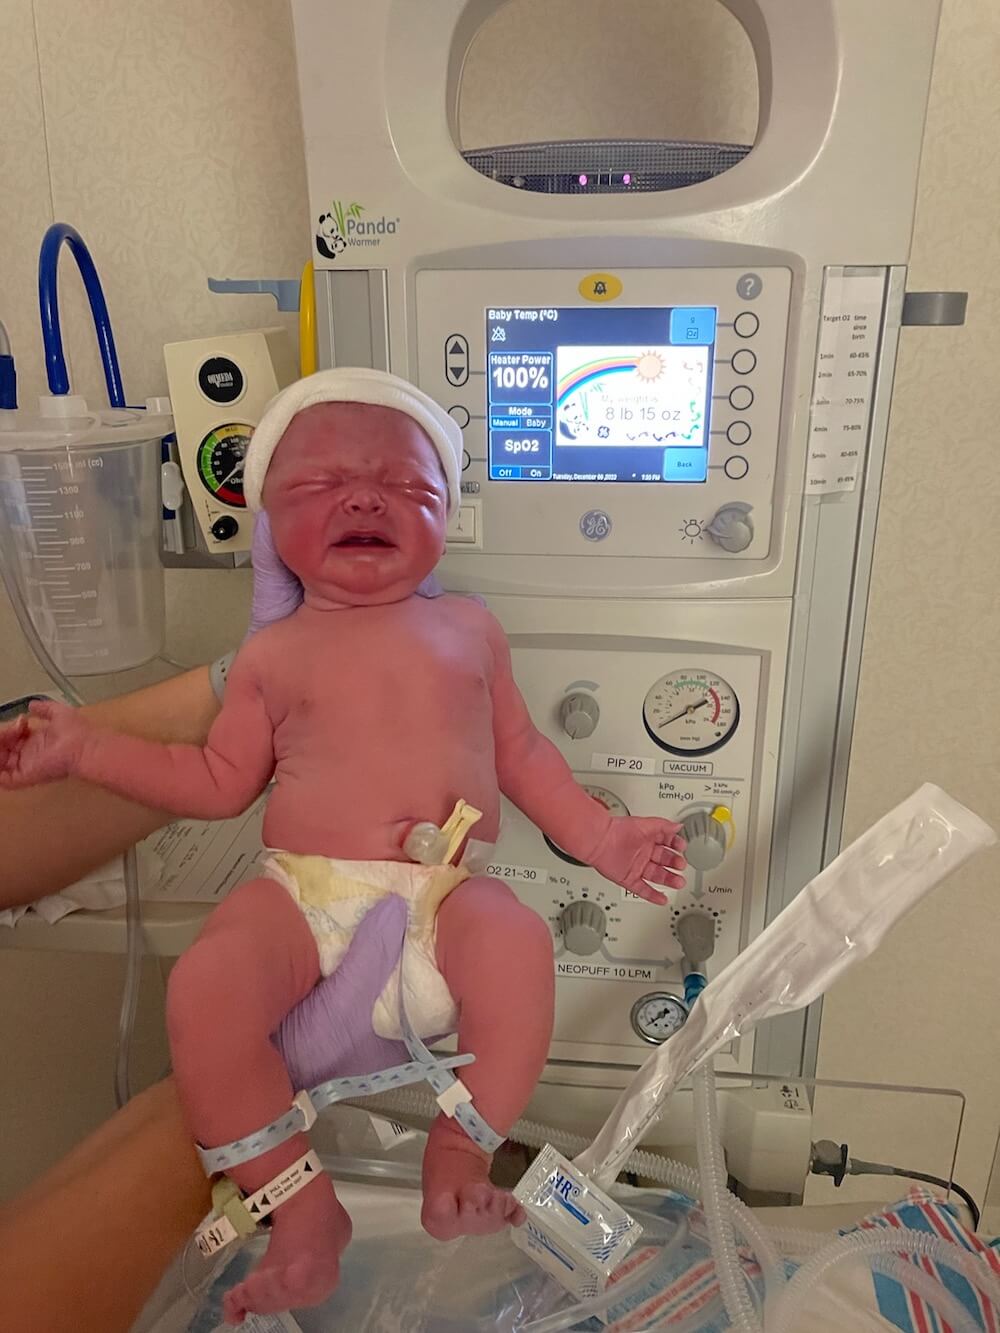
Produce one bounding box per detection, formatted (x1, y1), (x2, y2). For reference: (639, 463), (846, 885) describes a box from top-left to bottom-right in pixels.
(486, 305), (716, 483)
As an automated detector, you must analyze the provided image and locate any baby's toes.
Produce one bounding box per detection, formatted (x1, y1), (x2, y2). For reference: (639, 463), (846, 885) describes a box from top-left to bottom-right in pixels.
(459, 1181), (496, 1216)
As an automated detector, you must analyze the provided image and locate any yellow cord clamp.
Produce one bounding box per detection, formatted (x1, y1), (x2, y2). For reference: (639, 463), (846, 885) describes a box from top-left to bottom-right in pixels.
(403, 798), (483, 866)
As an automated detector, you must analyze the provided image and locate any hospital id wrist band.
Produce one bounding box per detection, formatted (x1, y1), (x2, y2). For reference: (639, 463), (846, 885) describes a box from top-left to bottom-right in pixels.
(209, 651), (235, 703)
(194, 1149), (323, 1258)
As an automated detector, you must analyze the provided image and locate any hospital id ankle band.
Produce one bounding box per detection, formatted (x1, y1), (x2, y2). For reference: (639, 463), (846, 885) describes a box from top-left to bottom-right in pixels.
(194, 1149), (324, 1258)
(397, 980), (504, 1153)
(196, 1052), (476, 1175)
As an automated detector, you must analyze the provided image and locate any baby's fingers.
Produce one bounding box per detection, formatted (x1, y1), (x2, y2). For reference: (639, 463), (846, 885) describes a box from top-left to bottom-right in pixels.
(650, 843), (687, 873)
(28, 698), (68, 726)
(0, 716), (30, 767)
(641, 861), (686, 892)
(0, 715), (30, 746)
(626, 881), (668, 906)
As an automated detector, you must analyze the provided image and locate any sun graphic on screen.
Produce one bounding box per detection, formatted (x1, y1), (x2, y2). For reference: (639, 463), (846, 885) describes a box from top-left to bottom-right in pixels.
(635, 352), (665, 381)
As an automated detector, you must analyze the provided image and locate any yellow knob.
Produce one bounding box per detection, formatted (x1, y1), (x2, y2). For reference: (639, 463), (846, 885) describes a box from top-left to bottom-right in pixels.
(710, 806), (735, 847)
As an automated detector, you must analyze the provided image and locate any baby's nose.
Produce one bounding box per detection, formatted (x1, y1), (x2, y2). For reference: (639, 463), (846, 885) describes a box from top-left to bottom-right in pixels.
(342, 484), (387, 515)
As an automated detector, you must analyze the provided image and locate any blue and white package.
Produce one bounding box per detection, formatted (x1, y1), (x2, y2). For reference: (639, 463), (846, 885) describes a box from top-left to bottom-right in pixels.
(512, 1144), (643, 1298)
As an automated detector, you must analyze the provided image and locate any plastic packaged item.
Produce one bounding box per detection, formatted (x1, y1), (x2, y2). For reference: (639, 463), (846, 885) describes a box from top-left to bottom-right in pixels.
(578, 784), (997, 1188)
(512, 1145), (644, 1298)
(0, 394), (169, 674)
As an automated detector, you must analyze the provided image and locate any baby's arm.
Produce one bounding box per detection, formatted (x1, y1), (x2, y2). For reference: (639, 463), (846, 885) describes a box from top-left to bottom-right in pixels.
(0, 655), (274, 820)
(488, 618), (685, 902)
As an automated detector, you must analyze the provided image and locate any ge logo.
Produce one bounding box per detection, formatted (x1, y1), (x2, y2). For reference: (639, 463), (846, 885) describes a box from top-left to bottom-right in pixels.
(580, 510), (612, 542)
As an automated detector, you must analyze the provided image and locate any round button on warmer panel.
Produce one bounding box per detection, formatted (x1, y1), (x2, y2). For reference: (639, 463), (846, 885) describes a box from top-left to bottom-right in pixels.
(725, 456), (750, 480)
(729, 385), (754, 411)
(448, 405), (470, 429)
(681, 811), (729, 872)
(560, 692), (600, 740)
(732, 348), (757, 375)
(727, 421), (751, 446)
(704, 503), (754, 553)
(560, 900), (608, 956)
(734, 311), (760, 338)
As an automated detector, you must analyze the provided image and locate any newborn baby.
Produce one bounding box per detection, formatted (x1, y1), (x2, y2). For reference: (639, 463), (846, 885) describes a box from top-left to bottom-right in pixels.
(0, 369), (686, 1324)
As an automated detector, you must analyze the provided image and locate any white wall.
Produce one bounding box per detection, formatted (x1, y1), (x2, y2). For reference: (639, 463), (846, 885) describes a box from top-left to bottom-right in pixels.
(812, 1), (1000, 1209)
(1, 0), (997, 1207)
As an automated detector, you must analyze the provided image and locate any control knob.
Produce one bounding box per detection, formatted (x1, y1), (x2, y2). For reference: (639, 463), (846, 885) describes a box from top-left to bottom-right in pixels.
(560, 900), (607, 956)
(560, 692), (600, 740)
(210, 515), (240, 543)
(705, 503), (754, 553)
(681, 810), (730, 872)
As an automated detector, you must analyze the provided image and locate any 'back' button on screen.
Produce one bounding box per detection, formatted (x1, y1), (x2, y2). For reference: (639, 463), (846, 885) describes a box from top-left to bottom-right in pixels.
(663, 448), (708, 482)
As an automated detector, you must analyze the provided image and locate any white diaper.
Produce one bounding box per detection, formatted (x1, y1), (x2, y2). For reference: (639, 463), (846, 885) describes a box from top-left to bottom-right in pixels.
(263, 847), (487, 1041)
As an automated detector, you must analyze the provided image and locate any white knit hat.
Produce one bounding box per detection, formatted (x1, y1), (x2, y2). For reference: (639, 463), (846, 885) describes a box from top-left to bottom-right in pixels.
(243, 367), (463, 515)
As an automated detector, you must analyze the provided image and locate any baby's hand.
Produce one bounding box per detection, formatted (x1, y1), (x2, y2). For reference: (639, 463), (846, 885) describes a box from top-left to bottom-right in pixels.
(0, 700), (90, 788)
(591, 815), (687, 905)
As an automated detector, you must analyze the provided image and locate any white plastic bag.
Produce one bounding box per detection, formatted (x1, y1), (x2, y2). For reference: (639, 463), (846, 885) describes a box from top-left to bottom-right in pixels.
(578, 784), (996, 1188)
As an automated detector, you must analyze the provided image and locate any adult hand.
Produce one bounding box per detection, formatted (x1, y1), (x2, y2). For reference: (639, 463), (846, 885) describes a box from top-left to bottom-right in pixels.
(274, 894), (413, 1088)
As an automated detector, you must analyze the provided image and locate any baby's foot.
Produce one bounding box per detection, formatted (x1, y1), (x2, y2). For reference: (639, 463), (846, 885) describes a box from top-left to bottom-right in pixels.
(223, 1175), (352, 1325)
(421, 1118), (525, 1241)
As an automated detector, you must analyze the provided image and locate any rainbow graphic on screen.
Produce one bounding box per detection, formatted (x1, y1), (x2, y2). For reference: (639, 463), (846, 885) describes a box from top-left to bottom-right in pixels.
(556, 355), (644, 405)
(555, 344), (708, 448)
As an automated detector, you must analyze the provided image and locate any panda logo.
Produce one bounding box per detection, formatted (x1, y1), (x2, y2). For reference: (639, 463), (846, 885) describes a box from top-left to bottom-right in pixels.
(316, 213), (347, 260)
(558, 398), (585, 441)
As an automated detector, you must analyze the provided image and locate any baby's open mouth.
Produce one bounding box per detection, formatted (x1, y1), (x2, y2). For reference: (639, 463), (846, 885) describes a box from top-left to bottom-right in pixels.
(335, 531), (394, 548)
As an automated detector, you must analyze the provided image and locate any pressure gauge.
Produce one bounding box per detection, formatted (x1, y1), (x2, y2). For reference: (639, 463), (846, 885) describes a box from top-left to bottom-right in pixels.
(630, 992), (689, 1044)
(544, 785), (629, 865)
(196, 424), (253, 508)
(642, 669), (740, 756)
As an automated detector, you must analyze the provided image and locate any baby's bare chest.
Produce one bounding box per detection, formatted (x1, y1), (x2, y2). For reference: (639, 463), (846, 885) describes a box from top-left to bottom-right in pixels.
(265, 613), (495, 736)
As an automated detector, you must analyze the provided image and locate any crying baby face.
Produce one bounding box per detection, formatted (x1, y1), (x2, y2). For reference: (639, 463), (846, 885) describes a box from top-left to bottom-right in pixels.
(262, 401), (450, 607)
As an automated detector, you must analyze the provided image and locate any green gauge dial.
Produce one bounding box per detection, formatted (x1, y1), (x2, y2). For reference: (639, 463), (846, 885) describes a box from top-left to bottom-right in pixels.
(197, 424), (252, 508)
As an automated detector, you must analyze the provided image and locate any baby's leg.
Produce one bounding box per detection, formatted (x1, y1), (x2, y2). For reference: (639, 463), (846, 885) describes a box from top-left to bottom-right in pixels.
(422, 876), (554, 1240)
(167, 878), (350, 1324)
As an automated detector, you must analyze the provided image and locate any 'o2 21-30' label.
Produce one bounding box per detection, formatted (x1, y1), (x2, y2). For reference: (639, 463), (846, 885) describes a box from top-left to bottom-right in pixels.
(591, 753), (657, 775)
(485, 863), (549, 884)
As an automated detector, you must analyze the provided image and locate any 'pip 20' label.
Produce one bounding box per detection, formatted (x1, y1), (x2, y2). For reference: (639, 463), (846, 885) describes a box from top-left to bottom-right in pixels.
(592, 753), (656, 775)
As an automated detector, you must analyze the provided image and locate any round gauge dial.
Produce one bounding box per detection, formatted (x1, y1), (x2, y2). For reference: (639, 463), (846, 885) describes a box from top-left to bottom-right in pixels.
(642, 669), (740, 756)
(544, 785), (629, 866)
(197, 424), (253, 508)
(631, 992), (689, 1045)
